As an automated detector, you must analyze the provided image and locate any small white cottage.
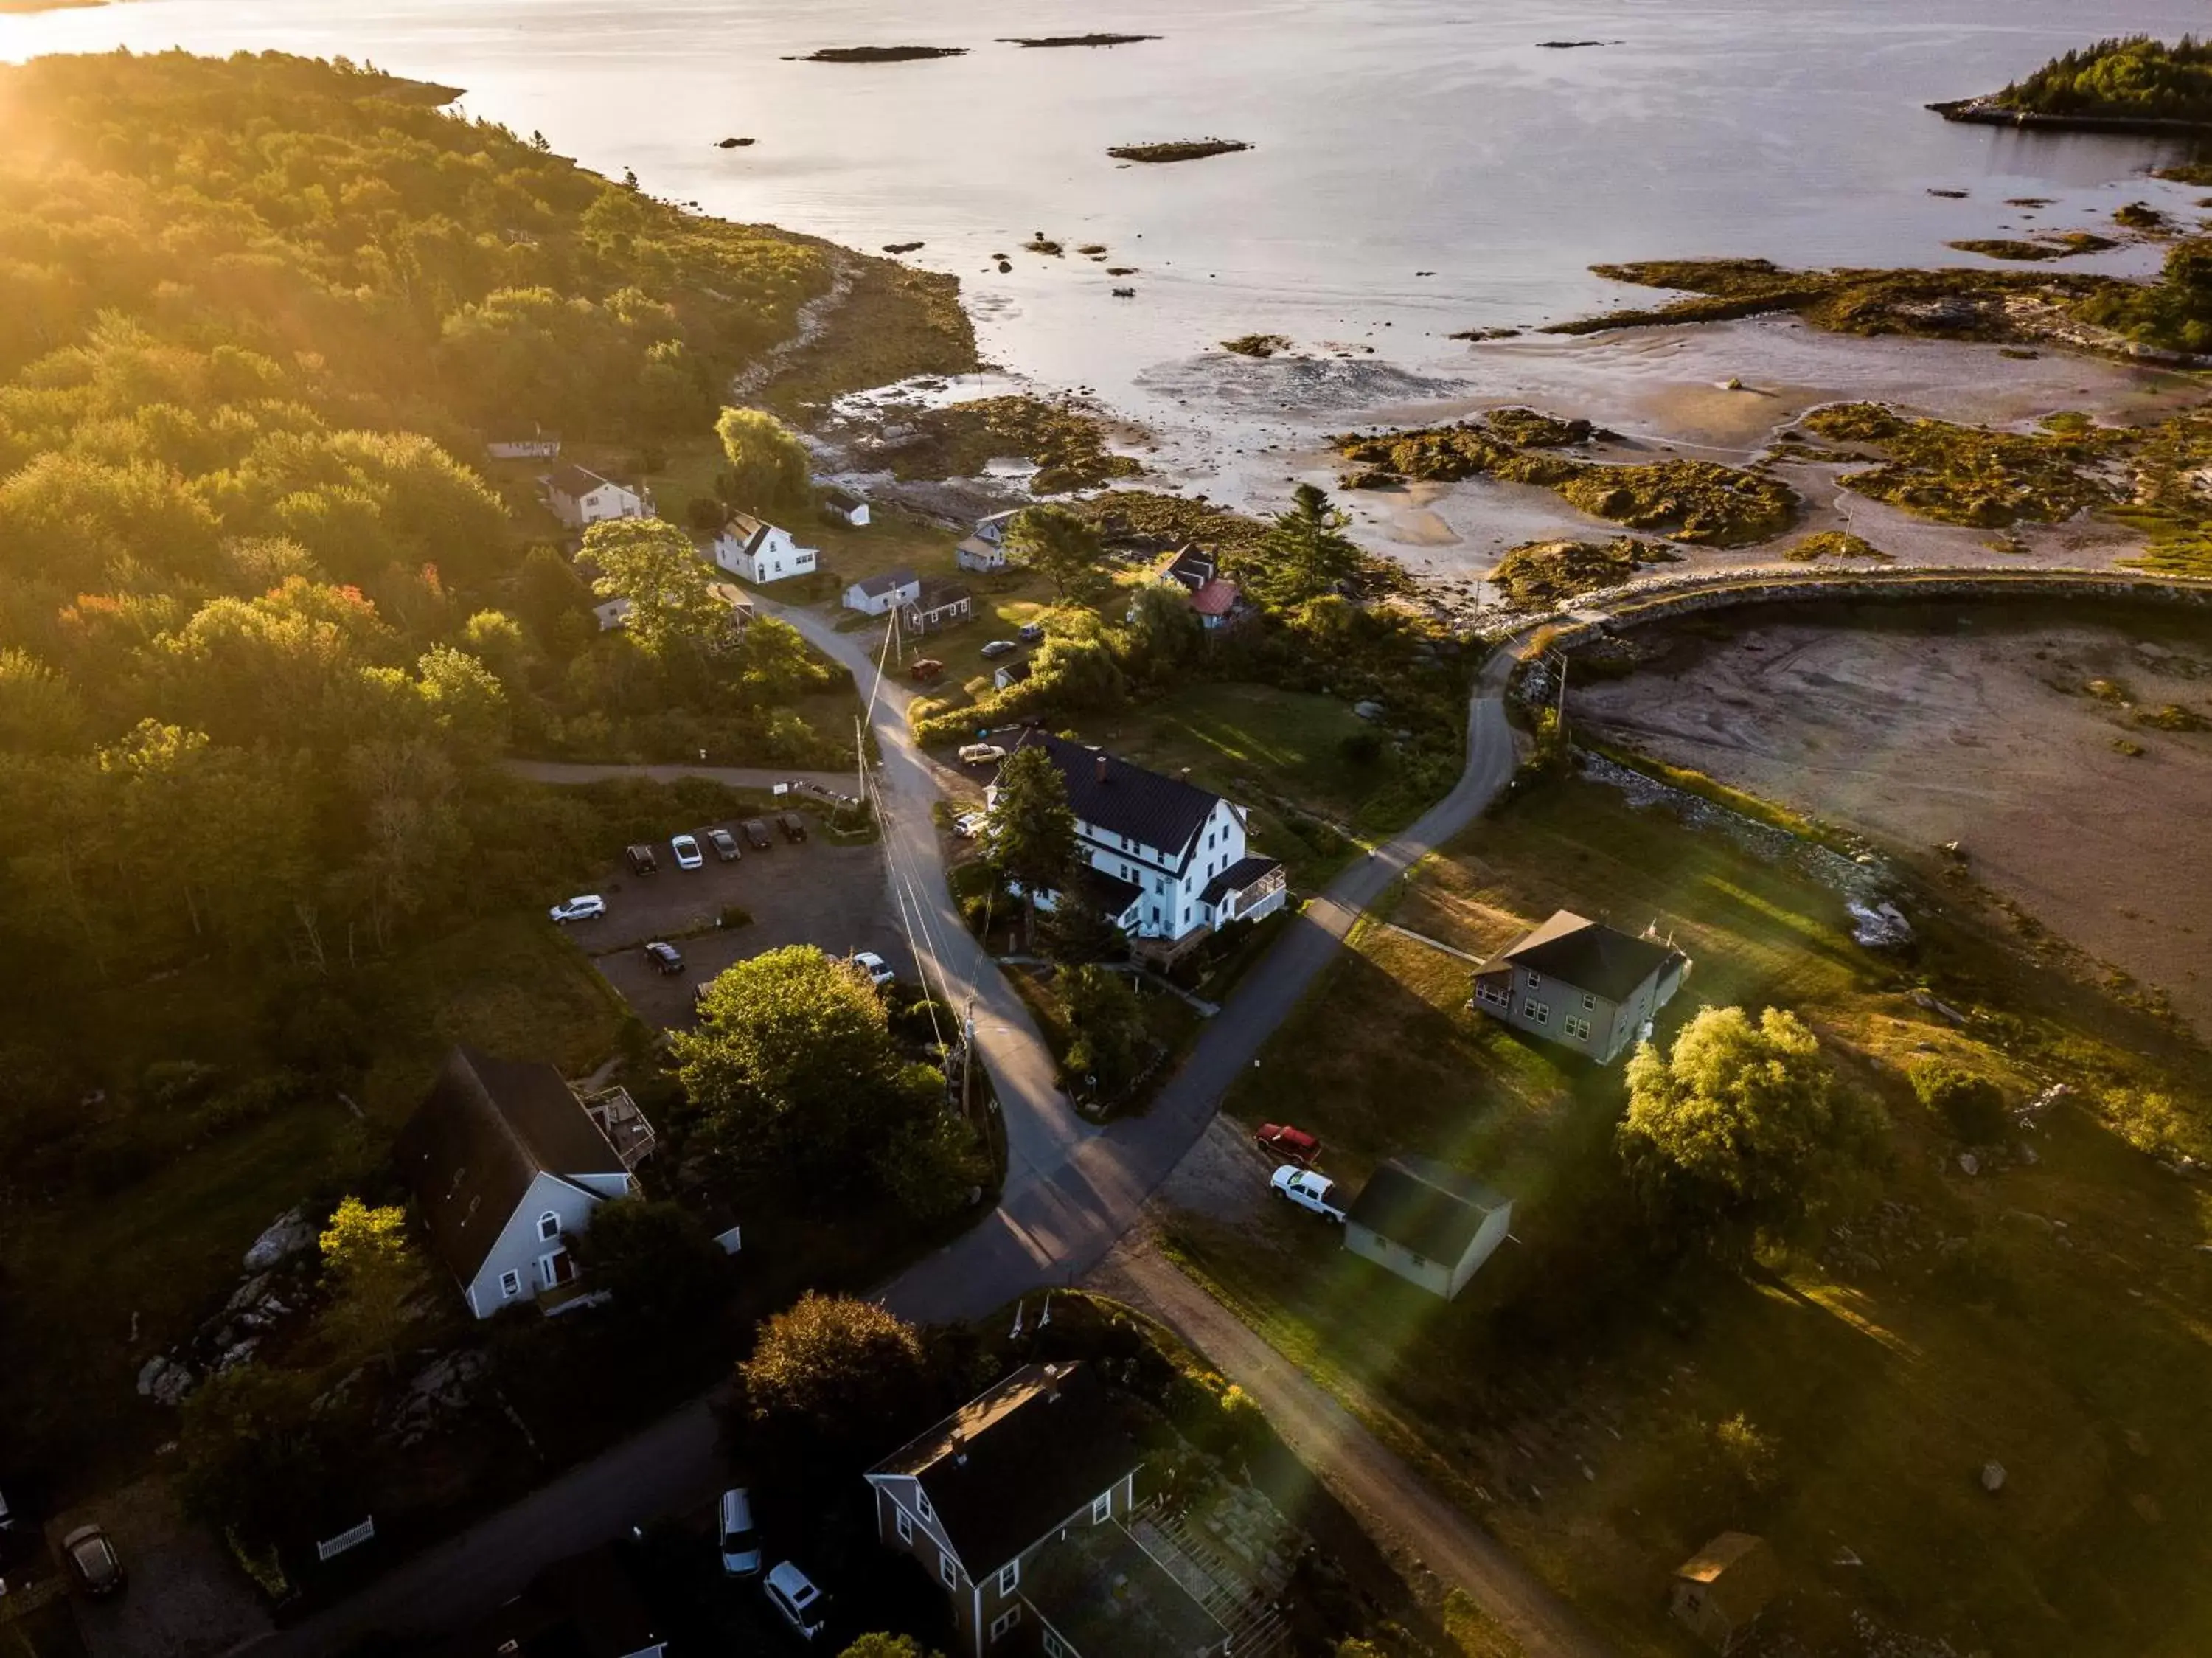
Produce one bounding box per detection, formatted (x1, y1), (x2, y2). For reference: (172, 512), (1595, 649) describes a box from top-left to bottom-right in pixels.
(714, 514), (818, 584)
(543, 464), (650, 530)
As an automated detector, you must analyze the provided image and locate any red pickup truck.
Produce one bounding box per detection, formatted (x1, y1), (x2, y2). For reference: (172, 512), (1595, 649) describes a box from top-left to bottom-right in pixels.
(1253, 1123), (1320, 1167)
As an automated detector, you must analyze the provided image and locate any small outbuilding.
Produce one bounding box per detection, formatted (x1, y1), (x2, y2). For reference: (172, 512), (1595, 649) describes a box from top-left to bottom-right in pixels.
(902, 580), (974, 636)
(1343, 1154), (1512, 1300)
(821, 486), (870, 527)
(1669, 1532), (1781, 1654)
(844, 567), (922, 615)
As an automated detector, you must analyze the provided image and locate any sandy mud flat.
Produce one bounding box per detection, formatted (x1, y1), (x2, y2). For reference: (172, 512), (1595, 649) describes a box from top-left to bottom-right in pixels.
(1571, 604), (2212, 1033)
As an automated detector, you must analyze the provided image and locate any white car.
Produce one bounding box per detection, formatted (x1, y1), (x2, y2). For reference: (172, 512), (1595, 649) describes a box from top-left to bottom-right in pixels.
(1270, 1164), (1346, 1222)
(763, 1560), (827, 1640)
(851, 951), (896, 989)
(718, 1487), (762, 1578)
(953, 811), (990, 839)
(670, 833), (704, 871)
(549, 895), (607, 924)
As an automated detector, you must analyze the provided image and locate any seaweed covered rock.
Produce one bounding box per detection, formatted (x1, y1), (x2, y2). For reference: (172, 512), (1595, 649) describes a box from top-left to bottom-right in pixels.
(1489, 537), (1681, 607)
(880, 395), (1141, 494)
(1798, 403), (2121, 527)
(1784, 530), (1892, 561)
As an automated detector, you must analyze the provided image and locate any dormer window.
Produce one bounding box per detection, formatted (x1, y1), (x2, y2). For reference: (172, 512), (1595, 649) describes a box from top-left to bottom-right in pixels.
(538, 1211), (560, 1241)
(915, 1488), (934, 1523)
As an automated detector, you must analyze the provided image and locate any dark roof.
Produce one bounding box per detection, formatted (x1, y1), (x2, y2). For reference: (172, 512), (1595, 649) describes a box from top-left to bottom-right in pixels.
(871, 1362), (1139, 1576)
(394, 1047), (624, 1287)
(1161, 544), (1216, 590)
(1189, 577), (1240, 617)
(546, 462), (616, 499)
(995, 659), (1033, 686)
(1008, 731), (1220, 864)
(1198, 855), (1280, 908)
(824, 487), (864, 511)
(850, 566), (920, 597)
(1077, 864), (1143, 917)
(1481, 910), (1683, 1002)
(908, 580), (972, 613)
(1346, 1155), (1508, 1262)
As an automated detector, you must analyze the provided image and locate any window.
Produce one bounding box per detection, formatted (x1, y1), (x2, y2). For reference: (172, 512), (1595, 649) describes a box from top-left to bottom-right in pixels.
(939, 1552), (957, 1589)
(1524, 1001), (1549, 1025)
(990, 1608), (1022, 1640)
(1582, 991), (1596, 1011)
(1565, 1016), (1591, 1041)
(915, 1488), (934, 1523)
(499, 1269), (522, 1299)
(1409, 1252), (1427, 1268)
(896, 1508), (914, 1544)
(1091, 1491), (1112, 1523)
(1044, 1631), (1070, 1658)
(538, 1211), (560, 1242)
(998, 1561), (1020, 1595)
(1525, 970), (1542, 990)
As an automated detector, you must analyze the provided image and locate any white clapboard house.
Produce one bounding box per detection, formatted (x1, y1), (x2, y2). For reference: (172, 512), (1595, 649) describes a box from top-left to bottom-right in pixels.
(713, 514), (818, 584)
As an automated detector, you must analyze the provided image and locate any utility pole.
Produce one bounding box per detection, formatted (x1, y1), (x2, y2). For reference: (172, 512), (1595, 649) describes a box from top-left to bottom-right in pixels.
(960, 992), (976, 1123)
(1554, 650), (1570, 748)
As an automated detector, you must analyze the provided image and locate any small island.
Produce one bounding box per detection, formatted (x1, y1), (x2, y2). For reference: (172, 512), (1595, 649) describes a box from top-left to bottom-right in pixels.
(1107, 139), (1252, 164)
(788, 45), (967, 63)
(1933, 35), (2212, 133)
(998, 33), (1160, 49)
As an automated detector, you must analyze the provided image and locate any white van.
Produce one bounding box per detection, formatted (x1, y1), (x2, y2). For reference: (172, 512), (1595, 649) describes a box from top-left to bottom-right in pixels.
(719, 1487), (762, 1578)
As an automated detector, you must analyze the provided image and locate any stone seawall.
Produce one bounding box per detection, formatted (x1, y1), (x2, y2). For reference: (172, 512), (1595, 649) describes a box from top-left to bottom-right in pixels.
(1481, 567), (2212, 653)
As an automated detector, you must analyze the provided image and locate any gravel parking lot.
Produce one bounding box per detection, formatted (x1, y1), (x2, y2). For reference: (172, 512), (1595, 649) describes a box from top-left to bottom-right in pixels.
(571, 817), (913, 1029)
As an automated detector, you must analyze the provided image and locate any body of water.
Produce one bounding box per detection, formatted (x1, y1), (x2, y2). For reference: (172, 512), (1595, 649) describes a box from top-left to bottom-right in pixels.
(4, 0), (2204, 459)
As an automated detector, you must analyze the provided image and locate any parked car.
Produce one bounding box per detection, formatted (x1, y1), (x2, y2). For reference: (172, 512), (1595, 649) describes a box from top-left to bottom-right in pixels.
(670, 833), (704, 871)
(1254, 1123), (1321, 1167)
(763, 1561), (827, 1640)
(706, 827), (742, 862)
(625, 843), (659, 876)
(908, 657), (945, 683)
(62, 1525), (124, 1598)
(1018, 621), (1046, 645)
(851, 951), (896, 989)
(741, 818), (773, 851)
(979, 639), (1018, 659)
(644, 940), (684, 976)
(549, 895), (608, 924)
(1270, 1164), (1346, 1221)
(776, 812), (808, 844)
(953, 811), (990, 839)
(718, 1488), (762, 1578)
(957, 743), (1008, 766)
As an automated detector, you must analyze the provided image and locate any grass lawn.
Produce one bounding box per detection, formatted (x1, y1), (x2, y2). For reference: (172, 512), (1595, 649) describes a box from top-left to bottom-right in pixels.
(1165, 775), (2212, 1658)
(1, 909), (630, 1496)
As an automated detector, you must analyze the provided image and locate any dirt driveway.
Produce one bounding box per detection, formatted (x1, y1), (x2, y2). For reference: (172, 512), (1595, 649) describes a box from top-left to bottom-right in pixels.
(576, 819), (912, 1028)
(54, 1477), (269, 1657)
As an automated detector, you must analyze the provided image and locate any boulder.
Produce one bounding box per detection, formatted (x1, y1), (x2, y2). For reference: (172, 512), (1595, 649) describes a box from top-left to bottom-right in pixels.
(1353, 700), (1385, 721)
(1847, 900), (1913, 948)
(1980, 1460), (2006, 1493)
(243, 1205), (317, 1272)
(136, 1353), (198, 1406)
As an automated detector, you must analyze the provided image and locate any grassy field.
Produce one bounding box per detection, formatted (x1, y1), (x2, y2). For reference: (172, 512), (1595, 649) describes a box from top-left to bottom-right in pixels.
(1165, 776), (2212, 1658)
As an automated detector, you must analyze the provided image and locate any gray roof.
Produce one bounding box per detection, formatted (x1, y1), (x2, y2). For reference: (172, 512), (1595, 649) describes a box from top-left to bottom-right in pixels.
(1198, 854), (1280, 908)
(1077, 864), (1143, 917)
(1008, 731), (1221, 865)
(823, 487), (865, 511)
(871, 1362), (1138, 1577)
(849, 566), (920, 598)
(546, 462), (615, 499)
(1346, 1155), (1507, 1262)
(1481, 910), (1683, 1002)
(394, 1047), (624, 1286)
(1161, 544), (1217, 590)
(908, 580), (972, 613)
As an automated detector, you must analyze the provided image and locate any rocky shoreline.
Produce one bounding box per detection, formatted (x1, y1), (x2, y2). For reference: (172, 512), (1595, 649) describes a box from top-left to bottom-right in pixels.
(1928, 95), (2212, 136)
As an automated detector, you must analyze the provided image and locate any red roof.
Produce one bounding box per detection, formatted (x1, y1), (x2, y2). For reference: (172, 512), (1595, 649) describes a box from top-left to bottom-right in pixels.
(1189, 578), (1239, 617)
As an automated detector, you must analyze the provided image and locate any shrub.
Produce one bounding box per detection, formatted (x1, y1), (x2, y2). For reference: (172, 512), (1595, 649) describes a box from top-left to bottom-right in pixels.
(720, 904), (754, 929)
(1338, 727), (1383, 766)
(1712, 1412), (1780, 1494)
(1910, 1058), (2009, 1143)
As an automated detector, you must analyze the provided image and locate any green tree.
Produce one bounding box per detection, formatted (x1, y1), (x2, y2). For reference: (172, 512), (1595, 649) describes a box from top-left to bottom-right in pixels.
(318, 1194), (429, 1367)
(1119, 583), (1203, 681)
(175, 1362), (354, 1550)
(580, 518), (730, 659)
(739, 1291), (932, 1463)
(1059, 963), (1145, 1096)
(1253, 483), (1362, 608)
(1908, 1058), (2009, 1144)
(675, 946), (946, 1193)
(714, 406), (813, 518)
(841, 1639), (940, 1658)
(574, 1196), (729, 1331)
(986, 746), (1077, 945)
(0, 648), (87, 752)
(1037, 885), (1126, 965)
(1004, 504), (1110, 604)
(1616, 1005), (1877, 1261)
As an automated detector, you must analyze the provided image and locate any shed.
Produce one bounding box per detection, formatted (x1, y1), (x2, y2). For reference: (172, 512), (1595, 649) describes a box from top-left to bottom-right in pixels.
(1669, 1532), (1781, 1654)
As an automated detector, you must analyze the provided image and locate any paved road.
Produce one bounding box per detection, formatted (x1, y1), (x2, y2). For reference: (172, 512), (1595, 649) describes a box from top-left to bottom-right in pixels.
(245, 632), (1522, 1654)
(1092, 1237), (1613, 1658)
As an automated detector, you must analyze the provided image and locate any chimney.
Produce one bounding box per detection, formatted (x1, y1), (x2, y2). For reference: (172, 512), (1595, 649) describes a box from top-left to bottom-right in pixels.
(1095, 755), (1108, 785)
(1042, 1364), (1062, 1401)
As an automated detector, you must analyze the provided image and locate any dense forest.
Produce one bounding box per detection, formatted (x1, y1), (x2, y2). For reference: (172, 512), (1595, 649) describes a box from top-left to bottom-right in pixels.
(0, 52), (872, 1215)
(1995, 35), (2212, 124)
